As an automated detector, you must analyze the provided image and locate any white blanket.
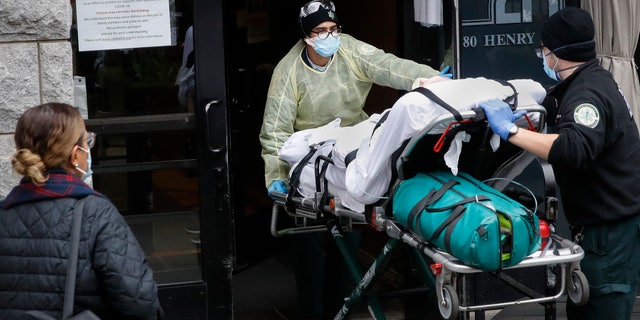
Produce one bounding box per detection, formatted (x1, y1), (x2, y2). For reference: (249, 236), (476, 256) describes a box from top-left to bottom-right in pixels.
(279, 114), (386, 211)
(279, 77), (546, 212)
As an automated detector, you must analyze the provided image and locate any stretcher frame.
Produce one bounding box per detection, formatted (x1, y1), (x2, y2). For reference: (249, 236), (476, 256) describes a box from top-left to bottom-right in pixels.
(270, 106), (589, 320)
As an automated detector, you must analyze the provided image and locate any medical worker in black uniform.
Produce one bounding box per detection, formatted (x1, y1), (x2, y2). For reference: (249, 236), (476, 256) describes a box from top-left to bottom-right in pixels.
(479, 7), (640, 320)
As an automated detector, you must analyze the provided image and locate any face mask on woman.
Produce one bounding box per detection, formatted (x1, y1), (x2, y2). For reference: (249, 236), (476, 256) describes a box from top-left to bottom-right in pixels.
(75, 146), (94, 182)
(307, 35), (341, 57)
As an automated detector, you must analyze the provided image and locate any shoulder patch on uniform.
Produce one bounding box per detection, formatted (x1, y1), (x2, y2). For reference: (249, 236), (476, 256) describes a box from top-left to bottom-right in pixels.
(358, 43), (376, 56)
(573, 103), (600, 128)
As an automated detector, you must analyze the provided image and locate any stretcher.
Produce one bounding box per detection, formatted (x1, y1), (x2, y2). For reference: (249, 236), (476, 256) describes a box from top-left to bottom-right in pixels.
(270, 104), (589, 320)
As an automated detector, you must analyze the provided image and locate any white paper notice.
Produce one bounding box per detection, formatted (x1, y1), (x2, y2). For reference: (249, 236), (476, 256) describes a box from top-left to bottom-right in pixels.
(76, 0), (171, 52)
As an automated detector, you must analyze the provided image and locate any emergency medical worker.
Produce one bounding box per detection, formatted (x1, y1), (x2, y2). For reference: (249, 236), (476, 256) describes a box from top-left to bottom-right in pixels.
(479, 7), (640, 320)
(260, 0), (449, 194)
(259, 1), (449, 318)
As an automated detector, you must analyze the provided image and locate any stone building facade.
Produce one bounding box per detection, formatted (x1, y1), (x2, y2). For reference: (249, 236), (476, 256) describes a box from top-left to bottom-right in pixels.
(0, 0), (74, 198)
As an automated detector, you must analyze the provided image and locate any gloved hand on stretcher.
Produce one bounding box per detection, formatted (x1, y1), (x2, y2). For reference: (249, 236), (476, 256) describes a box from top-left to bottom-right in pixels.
(479, 99), (527, 141)
(267, 180), (289, 200)
(439, 65), (453, 79)
(411, 66), (453, 89)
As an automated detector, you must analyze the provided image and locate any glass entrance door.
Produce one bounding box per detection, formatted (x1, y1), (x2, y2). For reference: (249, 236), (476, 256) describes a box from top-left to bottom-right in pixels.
(70, 0), (207, 317)
(71, 0), (313, 318)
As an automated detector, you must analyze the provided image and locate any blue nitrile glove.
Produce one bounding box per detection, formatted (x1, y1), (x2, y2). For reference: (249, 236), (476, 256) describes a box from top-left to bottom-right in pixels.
(478, 99), (527, 141)
(439, 66), (453, 79)
(267, 180), (289, 200)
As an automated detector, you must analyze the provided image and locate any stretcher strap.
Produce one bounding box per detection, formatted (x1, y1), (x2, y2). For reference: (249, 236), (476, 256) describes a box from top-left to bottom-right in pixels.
(440, 205), (466, 253)
(406, 180), (458, 230)
(413, 87), (462, 121)
(493, 79), (543, 134)
(424, 195), (489, 212)
(422, 196), (486, 243)
(314, 153), (333, 192)
(493, 79), (518, 111)
(341, 110), (392, 168)
(433, 119), (474, 153)
(314, 154), (333, 209)
(428, 201), (469, 240)
(524, 114), (537, 132)
(412, 86), (475, 154)
(344, 149), (357, 167)
(406, 179), (490, 252)
(370, 110), (390, 138)
(490, 79), (541, 135)
(287, 143), (322, 211)
(343, 111), (391, 168)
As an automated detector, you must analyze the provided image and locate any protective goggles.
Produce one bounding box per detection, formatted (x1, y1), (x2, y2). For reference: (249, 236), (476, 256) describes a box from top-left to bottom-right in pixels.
(300, 0), (336, 18)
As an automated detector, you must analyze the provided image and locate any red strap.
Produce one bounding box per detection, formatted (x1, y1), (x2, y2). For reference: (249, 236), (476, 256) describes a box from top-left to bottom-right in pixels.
(434, 114), (536, 153)
(524, 114), (536, 131)
(433, 119), (473, 152)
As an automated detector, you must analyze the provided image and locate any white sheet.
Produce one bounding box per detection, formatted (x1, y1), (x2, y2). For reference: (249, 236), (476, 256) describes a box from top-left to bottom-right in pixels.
(279, 77), (547, 212)
(280, 114), (386, 212)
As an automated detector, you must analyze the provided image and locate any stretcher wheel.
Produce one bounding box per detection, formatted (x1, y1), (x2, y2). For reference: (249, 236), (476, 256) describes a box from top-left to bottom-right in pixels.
(438, 284), (459, 320)
(567, 270), (589, 306)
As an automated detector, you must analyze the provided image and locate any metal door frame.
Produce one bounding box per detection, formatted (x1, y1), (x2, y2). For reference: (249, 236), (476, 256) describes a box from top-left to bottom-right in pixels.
(193, 0), (234, 318)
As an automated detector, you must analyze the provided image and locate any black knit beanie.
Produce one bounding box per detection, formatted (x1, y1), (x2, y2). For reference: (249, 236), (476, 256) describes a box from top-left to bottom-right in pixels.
(540, 7), (596, 62)
(299, 1), (339, 38)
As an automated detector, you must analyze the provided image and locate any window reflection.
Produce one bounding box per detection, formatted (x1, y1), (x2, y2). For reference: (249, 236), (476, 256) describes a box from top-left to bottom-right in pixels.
(532, 0), (550, 23)
(505, 0), (522, 13)
(496, 0), (553, 24)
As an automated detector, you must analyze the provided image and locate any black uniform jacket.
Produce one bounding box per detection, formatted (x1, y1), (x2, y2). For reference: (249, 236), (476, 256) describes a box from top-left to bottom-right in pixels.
(545, 58), (640, 226)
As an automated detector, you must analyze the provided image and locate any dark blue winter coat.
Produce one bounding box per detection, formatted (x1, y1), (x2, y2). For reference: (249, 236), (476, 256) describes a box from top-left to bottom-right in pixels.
(0, 191), (160, 319)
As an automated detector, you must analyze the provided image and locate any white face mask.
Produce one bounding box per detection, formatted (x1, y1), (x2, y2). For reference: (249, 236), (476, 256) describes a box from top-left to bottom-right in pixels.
(306, 35), (341, 57)
(75, 146), (93, 182)
(542, 54), (560, 81)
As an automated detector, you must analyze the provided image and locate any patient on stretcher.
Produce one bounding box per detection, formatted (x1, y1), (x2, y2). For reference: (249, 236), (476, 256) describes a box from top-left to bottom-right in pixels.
(278, 77), (547, 212)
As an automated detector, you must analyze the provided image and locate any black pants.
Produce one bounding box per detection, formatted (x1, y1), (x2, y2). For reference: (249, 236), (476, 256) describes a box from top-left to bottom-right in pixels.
(292, 230), (361, 320)
(567, 215), (640, 320)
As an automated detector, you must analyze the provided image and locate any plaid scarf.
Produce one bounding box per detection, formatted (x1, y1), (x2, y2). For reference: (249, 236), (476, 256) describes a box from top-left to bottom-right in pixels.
(1, 168), (103, 209)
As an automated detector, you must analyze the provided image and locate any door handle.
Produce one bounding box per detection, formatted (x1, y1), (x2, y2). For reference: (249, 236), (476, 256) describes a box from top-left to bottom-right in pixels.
(205, 99), (224, 153)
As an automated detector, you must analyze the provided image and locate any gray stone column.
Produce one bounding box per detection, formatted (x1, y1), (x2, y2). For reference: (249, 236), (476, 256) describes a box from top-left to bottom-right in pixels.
(0, 0), (74, 198)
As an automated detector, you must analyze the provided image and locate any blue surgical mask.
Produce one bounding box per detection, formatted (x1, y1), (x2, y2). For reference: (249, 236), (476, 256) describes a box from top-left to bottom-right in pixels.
(311, 35), (341, 57)
(542, 55), (560, 81)
(76, 146), (94, 182)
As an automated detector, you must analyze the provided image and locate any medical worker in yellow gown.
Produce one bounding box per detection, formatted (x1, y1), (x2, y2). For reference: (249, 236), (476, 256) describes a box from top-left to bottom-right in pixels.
(260, 0), (450, 194)
(259, 2), (451, 318)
